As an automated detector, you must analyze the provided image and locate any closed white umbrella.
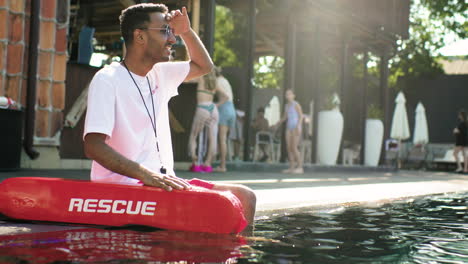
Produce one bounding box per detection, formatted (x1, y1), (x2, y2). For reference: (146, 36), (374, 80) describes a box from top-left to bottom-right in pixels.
(390, 92), (410, 140)
(413, 102), (429, 145)
(390, 92), (410, 168)
(265, 96), (280, 125)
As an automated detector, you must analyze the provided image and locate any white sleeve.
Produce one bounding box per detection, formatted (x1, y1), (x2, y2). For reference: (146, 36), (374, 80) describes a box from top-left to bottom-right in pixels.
(157, 61), (190, 98)
(83, 73), (116, 139)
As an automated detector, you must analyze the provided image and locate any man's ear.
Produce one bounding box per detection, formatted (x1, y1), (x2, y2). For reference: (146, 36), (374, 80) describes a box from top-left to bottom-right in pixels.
(133, 29), (145, 44)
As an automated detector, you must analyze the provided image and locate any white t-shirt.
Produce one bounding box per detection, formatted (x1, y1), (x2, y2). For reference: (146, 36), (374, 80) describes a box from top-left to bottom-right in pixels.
(216, 76), (233, 102)
(84, 61), (190, 184)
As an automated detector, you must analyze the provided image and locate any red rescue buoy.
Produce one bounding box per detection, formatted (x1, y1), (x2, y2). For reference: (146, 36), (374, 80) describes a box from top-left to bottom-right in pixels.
(0, 177), (247, 234)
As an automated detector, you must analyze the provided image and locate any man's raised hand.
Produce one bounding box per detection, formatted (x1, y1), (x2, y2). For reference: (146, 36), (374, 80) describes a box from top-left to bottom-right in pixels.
(166, 7), (190, 36)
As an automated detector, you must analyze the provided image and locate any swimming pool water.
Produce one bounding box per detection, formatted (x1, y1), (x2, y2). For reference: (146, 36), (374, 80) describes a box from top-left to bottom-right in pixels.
(0, 192), (466, 263)
(245, 192), (468, 263)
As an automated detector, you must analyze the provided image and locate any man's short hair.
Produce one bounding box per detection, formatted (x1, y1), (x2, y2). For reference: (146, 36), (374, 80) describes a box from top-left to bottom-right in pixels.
(119, 3), (168, 45)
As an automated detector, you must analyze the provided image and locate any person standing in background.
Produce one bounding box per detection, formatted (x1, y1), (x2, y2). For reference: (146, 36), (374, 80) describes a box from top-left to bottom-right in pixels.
(187, 70), (218, 173)
(453, 110), (467, 173)
(214, 67), (236, 172)
(275, 89), (304, 174)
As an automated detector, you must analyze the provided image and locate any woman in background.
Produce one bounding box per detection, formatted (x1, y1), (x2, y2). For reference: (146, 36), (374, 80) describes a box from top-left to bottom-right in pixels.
(188, 70), (219, 173)
(453, 110), (467, 173)
(214, 67), (236, 172)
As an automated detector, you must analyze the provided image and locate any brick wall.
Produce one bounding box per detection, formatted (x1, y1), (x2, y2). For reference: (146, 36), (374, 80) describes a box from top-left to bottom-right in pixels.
(0, 0), (69, 142)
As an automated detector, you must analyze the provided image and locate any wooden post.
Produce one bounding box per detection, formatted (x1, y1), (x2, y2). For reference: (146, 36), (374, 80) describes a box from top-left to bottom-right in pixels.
(360, 51), (368, 164)
(243, 0), (256, 161)
(379, 48), (390, 165)
(284, 16), (297, 92)
(310, 20), (320, 163)
(203, 0), (215, 56)
(192, 0), (200, 35)
(337, 36), (349, 165)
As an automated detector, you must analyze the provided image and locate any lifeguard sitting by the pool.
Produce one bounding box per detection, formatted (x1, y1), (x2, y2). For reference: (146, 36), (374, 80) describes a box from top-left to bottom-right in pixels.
(82, 3), (256, 226)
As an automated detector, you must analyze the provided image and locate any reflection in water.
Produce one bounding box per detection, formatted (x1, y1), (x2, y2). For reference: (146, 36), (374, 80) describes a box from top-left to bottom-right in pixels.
(0, 193), (466, 263)
(0, 227), (244, 263)
(245, 192), (468, 263)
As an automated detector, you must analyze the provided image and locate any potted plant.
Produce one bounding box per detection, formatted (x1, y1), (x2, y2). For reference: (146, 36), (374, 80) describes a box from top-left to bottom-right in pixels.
(365, 104), (384, 166)
(317, 93), (344, 165)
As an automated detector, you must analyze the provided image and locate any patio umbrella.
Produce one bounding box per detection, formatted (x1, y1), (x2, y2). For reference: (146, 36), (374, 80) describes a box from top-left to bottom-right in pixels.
(413, 102), (429, 145)
(390, 92), (410, 168)
(265, 96), (280, 125)
(391, 92), (410, 140)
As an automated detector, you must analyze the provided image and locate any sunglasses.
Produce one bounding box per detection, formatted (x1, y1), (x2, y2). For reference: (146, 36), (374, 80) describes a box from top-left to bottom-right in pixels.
(140, 25), (173, 36)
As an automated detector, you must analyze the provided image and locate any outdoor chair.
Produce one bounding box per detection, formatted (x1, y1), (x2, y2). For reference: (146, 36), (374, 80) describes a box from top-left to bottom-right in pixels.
(253, 131), (281, 162)
(301, 138), (312, 164)
(226, 139), (233, 161)
(384, 141), (410, 167)
(342, 144), (361, 165)
(301, 114), (313, 164)
(272, 137), (281, 163)
(404, 144), (428, 169)
(431, 145), (464, 171)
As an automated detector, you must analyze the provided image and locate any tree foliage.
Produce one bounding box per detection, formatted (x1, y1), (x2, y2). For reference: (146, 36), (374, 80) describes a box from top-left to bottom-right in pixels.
(213, 5), (243, 67)
(420, 0), (468, 39)
(388, 0), (466, 89)
(389, 17), (444, 86)
(253, 56), (284, 89)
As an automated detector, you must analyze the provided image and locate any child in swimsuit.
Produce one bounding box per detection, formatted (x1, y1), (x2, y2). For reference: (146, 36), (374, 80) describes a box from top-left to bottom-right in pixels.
(275, 89), (304, 174)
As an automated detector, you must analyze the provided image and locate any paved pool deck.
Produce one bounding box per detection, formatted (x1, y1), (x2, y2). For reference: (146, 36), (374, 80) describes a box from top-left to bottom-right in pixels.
(1, 163), (468, 235)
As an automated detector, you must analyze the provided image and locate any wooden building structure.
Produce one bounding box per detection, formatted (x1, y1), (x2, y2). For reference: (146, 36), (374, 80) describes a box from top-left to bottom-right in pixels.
(62, 0), (410, 164)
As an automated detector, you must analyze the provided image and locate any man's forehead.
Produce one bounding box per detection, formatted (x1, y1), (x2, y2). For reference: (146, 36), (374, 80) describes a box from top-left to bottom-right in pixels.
(148, 12), (168, 25)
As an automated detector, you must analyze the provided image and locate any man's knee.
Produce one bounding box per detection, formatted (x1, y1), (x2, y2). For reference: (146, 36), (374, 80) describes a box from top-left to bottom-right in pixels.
(239, 185), (256, 198)
(232, 185), (256, 208)
(214, 184), (256, 206)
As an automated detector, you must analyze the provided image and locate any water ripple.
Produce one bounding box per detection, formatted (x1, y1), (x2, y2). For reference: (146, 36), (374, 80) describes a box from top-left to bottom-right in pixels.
(247, 192), (468, 263)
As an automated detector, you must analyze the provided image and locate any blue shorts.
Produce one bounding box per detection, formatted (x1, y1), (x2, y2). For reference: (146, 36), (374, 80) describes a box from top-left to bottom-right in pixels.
(218, 101), (236, 128)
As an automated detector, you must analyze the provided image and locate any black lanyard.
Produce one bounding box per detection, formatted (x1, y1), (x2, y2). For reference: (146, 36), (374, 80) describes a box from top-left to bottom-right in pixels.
(122, 61), (166, 174)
